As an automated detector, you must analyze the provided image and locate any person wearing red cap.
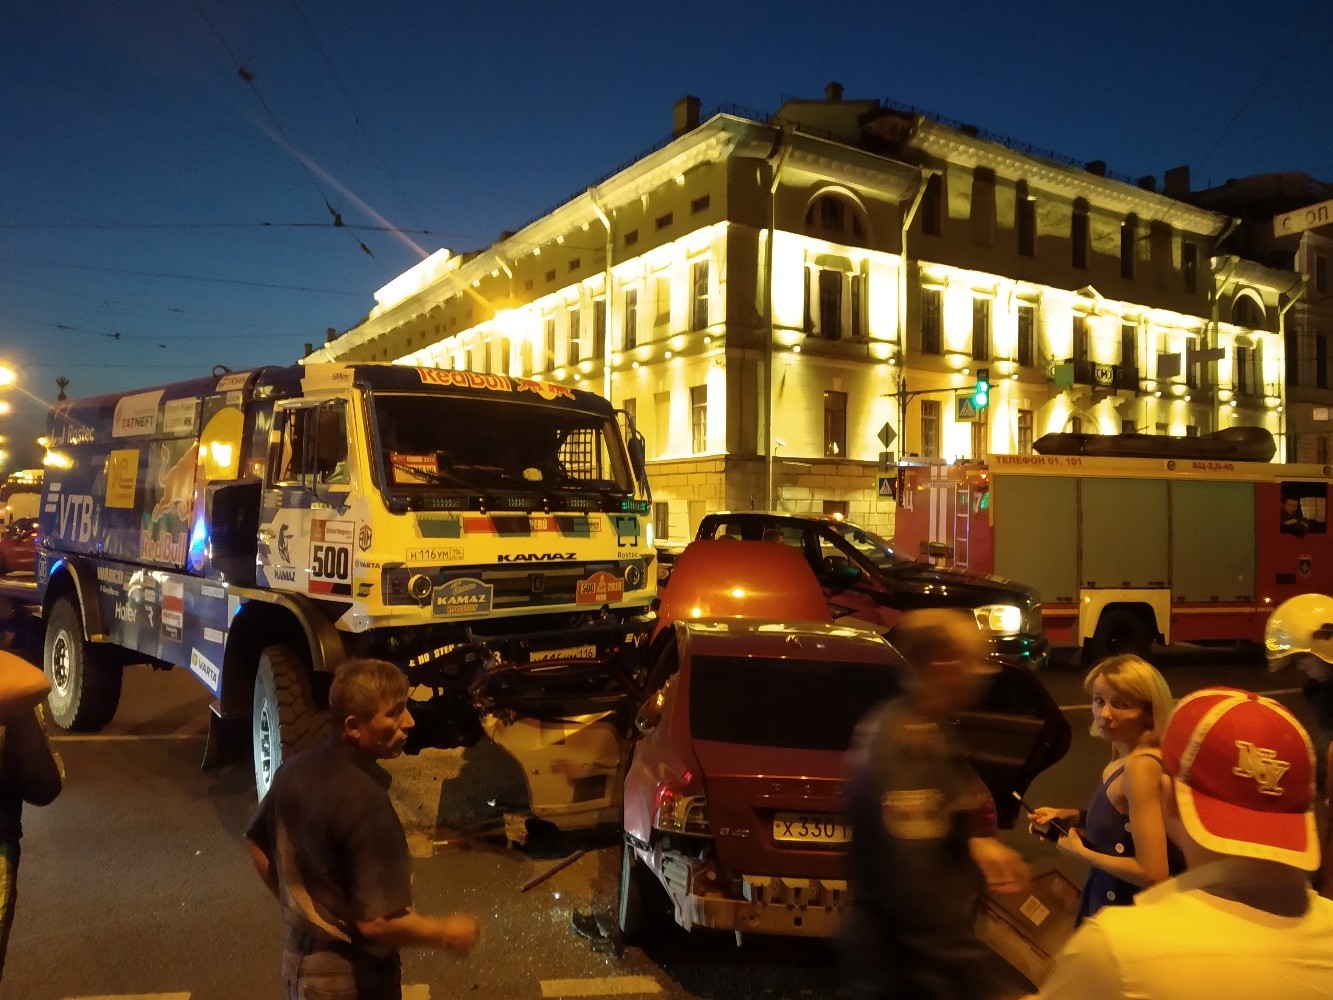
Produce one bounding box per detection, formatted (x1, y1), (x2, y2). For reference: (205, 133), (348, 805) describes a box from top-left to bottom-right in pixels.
(1030, 687), (1333, 999)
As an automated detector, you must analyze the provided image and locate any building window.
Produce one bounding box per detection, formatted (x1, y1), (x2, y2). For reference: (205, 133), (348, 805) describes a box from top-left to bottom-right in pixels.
(818, 269), (842, 339)
(921, 287), (943, 355)
(1318, 333), (1329, 390)
(520, 339), (533, 376)
(689, 259), (709, 332)
(568, 308), (581, 366)
(1073, 315), (1090, 363)
(654, 501), (670, 540)
(1182, 242), (1198, 293)
(824, 390), (847, 457)
(653, 274), (671, 337)
(1121, 418), (1136, 434)
(806, 193), (866, 240)
(593, 299), (607, 359)
(691, 194), (710, 214)
(971, 419), (986, 460)
(655, 212), (673, 231)
(1121, 322), (1137, 371)
(1017, 303), (1035, 367)
(1017, 409), (1034, 455)
(1185, 424), (1199, 437)
(1316, 254), (1328, 295)
(622, 397), (637, 428)
(1121, 215), (1137, 279)
(970, 167), (995, 248)
(921, 173), (942, 236)
(623, 288), (638, 351)
(921, 400), (940, 458)
(971, 298), (991, 360)
(624, 229), (639, 248)
(1319, 436), (1330, 465)
(569, 257), (581, 272)
(1072, 200), (1089, 269)
(654, 391), (670, 457)
(1015, 181), (1035, 257)
(544, 317), (556, 370)
(1235, 344), (1251, 394)
(850, 274), (864, 340)
(1186, 335), (1201, 389)
(545, 269), (556, 283)
(690, 385), (707, 453)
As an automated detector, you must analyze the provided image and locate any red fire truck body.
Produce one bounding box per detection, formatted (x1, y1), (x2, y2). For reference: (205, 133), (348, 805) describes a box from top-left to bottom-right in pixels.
(893, 452), (1333, 662)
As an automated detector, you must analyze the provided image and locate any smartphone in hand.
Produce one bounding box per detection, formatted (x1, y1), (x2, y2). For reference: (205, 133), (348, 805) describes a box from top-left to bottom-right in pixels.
(1012, 792), (1068, 842)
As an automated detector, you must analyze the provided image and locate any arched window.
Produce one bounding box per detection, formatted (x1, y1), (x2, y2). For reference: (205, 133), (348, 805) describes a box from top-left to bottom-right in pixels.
(803, 192), (870, 243)
(1232, 293), (1264, 328)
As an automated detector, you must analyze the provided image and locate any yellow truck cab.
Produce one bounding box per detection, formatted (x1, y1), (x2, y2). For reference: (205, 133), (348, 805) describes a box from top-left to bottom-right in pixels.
(38, 363), (656, 823)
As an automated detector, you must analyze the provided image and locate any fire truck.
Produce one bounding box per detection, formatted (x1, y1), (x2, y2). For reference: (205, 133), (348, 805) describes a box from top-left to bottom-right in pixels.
(893, 436), (1333, 664)
(36, 363), (656, 825)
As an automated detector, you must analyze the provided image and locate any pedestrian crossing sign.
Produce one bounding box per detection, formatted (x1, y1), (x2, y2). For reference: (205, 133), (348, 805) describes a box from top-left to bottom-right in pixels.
(956, 392), (979, 421)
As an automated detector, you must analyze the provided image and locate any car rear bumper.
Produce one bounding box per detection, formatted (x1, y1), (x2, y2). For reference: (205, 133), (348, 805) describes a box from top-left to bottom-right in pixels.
(659, 852), (847, 937)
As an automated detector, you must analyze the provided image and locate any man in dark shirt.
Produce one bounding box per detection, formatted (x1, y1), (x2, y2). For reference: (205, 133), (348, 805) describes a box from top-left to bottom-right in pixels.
(842, 609), (1030, 1000)
(0, 651), (64, 980)
(246, 658), (478, 999)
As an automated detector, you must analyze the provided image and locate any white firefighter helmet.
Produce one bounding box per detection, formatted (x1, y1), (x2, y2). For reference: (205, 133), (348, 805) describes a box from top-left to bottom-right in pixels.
(1264, 593), (1333, 670)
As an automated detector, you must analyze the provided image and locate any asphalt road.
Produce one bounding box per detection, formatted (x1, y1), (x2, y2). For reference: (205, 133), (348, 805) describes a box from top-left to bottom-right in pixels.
(2, 645), (1323, 1000)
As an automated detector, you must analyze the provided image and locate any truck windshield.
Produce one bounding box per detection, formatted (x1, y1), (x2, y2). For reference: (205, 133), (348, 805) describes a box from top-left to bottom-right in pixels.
(826, 521), (916, 569)
(369, 392), (634, 496)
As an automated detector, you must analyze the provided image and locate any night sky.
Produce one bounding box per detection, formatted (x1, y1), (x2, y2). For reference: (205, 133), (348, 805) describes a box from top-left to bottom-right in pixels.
(2, 0), (1329, 463)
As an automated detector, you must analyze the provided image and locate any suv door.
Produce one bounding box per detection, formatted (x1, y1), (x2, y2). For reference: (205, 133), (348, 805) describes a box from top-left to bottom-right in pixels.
(950, 660), (1071, 829)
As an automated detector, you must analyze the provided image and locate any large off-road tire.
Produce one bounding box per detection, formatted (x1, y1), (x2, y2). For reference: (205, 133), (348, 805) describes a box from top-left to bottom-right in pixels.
(1081, 607), (1153, 667)
(43, 595), (123, 731)
(252, 644), (329, 799)
(618, 840), (670, 942)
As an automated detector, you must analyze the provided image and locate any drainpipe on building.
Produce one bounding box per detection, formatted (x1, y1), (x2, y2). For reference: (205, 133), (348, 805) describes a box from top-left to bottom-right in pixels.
(897, 168), (934, 456)
(588, 188), (614, 401)
(1278, 273), (1308, 461)
(764, 126), (794, 509)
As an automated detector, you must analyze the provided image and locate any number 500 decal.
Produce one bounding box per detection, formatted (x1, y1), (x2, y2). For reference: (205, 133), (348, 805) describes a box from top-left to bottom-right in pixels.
(311, 543), (351, 581)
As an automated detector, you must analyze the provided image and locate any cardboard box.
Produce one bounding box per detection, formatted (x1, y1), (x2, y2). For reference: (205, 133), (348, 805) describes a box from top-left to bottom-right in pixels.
(975, 868), (1081, 989)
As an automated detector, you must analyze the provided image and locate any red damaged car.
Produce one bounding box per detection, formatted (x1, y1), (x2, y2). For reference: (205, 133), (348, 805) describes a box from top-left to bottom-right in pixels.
(618, 540), (1068, 941)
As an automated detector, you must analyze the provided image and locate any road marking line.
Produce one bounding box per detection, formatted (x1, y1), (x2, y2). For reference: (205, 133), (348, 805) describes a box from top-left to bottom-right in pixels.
(1058, 686), (1304, 712)
(540, 976), (662, 996)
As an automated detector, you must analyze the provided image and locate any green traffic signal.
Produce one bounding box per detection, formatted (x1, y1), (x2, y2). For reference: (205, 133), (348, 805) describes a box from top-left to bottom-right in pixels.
(973, 366), (990, 410)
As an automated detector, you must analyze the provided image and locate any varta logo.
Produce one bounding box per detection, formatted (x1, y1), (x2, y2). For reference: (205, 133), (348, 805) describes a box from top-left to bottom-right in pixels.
(497, 552), (575, 562)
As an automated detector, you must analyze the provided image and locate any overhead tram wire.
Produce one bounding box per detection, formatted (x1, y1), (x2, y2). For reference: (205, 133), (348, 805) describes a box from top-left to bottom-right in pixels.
(190, 0), (383, 266)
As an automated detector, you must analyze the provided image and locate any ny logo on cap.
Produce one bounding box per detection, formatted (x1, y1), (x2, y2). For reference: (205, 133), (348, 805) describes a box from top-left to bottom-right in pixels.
(1233, 740), (1290, 796)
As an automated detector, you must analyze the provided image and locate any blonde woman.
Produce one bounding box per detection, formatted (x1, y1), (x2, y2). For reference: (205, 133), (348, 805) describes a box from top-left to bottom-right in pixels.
(1029, 654), (1178, 923)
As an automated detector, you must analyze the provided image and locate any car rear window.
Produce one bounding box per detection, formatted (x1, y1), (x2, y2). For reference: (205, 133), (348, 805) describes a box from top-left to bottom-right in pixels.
(688, 654), (903, 750)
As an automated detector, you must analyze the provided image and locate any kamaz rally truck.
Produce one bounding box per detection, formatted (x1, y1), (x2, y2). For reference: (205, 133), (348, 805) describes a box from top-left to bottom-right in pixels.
(37, 363), (656, 825)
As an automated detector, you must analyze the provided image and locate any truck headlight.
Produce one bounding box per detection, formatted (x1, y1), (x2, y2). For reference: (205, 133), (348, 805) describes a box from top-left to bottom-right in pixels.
(974, 604), (1023, 637)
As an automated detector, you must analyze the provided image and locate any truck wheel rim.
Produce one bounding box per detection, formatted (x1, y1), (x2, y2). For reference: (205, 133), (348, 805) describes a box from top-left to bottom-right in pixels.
(51, 633), (72, 695)
(256, 702), (275, 786)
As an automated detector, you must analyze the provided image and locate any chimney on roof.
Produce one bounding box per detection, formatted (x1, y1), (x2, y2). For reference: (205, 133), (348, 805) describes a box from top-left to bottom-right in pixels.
(1086, 160), (1106, 177)
(673, 95), (701, 137)
(304, 343), (313, 356)
(1164, 165), (1191, 197)
(959, 124), (979, 137)
(825, 81), (844, 101)
(1137, 175), (1157, 192)
(326, 327), (338, 343)
(500, 230), (516, 241)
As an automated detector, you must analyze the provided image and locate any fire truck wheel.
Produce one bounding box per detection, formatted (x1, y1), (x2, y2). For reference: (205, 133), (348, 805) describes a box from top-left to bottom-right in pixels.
(42, 595), (123, 731)
(252, 644), (329, 799)
(1082, 607), (1153, 667)
(618, 840), (670, 942)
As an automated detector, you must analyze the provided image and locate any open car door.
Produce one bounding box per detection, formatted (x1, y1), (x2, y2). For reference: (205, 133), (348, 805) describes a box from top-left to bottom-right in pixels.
(948, 659), (1071, 829)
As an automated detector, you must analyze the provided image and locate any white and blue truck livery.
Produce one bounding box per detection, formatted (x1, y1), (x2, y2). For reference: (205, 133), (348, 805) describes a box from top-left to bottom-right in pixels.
(38, 362), (657, 824)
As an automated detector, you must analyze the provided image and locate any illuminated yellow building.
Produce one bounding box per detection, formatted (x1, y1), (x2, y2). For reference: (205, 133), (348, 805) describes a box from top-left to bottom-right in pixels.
(313, 86), (1297, 543)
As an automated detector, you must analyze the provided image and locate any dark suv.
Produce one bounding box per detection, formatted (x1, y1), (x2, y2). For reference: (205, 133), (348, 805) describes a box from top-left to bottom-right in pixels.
(696, 512), (1048, 670)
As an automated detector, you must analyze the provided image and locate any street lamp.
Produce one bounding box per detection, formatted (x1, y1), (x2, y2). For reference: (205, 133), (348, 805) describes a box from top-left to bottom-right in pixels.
(0, 364), (14, 388)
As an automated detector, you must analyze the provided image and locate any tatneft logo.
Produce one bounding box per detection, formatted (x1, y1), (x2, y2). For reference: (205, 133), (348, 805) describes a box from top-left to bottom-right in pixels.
(112, 390), (164, 438)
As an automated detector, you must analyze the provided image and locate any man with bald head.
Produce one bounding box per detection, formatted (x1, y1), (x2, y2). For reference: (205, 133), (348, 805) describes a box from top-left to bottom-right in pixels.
(842, 609), (1029, 999)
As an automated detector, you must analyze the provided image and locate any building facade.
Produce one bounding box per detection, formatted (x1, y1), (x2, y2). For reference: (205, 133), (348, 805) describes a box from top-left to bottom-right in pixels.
(312, 87), (1296, 544)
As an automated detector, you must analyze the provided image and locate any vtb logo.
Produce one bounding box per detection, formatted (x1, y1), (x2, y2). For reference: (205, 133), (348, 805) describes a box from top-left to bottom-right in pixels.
(1232, 740), (1290, 796)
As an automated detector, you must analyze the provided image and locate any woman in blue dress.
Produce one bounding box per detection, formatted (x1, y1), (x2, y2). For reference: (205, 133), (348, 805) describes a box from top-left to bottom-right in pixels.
(1030, 654), (1178, 923)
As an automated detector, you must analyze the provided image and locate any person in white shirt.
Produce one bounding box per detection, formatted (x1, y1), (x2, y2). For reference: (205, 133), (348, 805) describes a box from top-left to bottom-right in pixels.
(1030, 685), (1333, 1000)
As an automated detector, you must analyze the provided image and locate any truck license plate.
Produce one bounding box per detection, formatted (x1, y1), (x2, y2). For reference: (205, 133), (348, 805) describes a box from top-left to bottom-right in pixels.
(772, 813), (852, 844)
(527, 643), (598, 663)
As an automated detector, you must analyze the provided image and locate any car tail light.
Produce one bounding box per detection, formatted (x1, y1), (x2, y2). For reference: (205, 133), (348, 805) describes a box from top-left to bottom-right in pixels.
(653, 771), (711, 836)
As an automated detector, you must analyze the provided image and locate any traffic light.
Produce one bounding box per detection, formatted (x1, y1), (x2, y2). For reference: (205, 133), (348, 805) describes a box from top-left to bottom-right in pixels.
(972, 367), (990, 410)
